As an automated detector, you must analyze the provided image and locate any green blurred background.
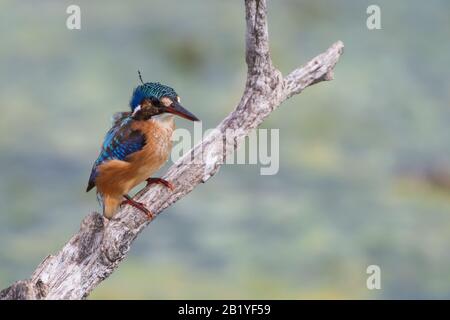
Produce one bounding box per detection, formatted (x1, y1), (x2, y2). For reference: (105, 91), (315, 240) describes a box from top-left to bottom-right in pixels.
(0, 0), (449, 299)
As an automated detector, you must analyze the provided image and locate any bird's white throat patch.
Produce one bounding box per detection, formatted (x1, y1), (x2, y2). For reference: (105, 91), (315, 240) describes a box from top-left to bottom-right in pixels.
(151, 113), (174, 129)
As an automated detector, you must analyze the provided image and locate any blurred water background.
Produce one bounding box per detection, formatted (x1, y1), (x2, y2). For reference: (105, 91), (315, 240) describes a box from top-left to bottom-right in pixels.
(0, 0), (449, 299)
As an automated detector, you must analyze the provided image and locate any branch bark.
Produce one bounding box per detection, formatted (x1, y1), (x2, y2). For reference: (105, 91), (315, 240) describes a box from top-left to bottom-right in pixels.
(0, 0), (343, 300)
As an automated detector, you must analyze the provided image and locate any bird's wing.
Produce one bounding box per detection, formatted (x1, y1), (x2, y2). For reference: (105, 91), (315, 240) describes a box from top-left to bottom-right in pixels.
(86, 116), (146, 192)
(111, 111), (131, 126)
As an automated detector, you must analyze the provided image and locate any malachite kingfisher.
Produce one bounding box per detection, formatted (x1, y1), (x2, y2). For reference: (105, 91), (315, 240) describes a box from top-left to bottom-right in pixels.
(87, 75), (199, 219)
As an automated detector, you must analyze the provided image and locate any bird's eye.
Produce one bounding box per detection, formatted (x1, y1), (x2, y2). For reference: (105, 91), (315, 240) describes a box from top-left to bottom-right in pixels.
(177, 96), (181, 103)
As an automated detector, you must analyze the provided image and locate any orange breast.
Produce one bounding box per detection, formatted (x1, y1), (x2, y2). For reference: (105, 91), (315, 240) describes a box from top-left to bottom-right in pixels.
(95, 117), (175, 197)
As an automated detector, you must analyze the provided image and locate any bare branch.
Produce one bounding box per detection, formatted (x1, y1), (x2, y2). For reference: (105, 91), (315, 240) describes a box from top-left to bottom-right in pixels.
(0, 0), (344, 300)
(245, 0), (272, 74)
(283, 41), (344, 100)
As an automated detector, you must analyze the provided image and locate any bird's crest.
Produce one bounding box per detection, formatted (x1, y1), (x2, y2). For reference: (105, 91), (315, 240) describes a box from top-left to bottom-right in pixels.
(129, 71), (178, 111)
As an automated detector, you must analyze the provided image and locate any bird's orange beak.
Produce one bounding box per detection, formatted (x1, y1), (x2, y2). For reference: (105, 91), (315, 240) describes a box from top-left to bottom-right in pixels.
(165, 101), (199, 121)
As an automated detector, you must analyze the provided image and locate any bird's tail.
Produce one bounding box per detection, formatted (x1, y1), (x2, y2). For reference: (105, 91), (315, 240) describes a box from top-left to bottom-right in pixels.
(97, 193), (121, 219)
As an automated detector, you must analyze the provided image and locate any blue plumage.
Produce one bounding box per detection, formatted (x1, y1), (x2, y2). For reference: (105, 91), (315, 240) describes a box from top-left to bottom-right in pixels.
(129, 82), (178, 111)
(86, 116), (146, 192)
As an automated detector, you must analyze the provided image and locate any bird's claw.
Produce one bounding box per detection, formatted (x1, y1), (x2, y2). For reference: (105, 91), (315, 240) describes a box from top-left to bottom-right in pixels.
(121, 196), (154, 220)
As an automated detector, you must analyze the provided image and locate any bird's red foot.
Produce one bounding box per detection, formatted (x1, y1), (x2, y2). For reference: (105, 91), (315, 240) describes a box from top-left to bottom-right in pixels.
(121, 195), (154, 220)
(146, 177), (174, 191)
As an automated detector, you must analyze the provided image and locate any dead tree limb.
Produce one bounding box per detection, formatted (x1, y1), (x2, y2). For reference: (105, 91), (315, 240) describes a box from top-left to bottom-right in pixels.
(0, 0), (343, 300)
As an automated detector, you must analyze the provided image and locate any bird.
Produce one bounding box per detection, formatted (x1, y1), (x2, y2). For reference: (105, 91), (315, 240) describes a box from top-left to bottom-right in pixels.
(87, 76), (199, 219)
